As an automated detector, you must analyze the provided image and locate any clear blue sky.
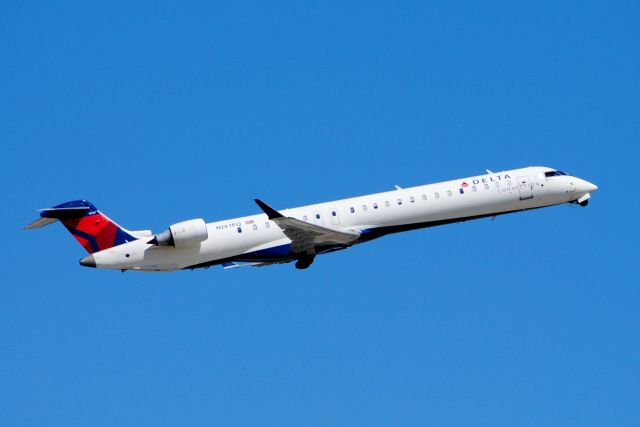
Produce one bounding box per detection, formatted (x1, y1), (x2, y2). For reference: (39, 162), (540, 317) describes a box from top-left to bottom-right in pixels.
(1, 1), (638, 425)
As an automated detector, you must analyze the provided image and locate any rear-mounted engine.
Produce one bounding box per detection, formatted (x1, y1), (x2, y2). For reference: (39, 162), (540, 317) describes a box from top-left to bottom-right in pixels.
(149, 218), (208, 248)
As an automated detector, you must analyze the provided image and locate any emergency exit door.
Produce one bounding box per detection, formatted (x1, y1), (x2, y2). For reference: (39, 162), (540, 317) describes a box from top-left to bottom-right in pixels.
(330, 208), (340, 225)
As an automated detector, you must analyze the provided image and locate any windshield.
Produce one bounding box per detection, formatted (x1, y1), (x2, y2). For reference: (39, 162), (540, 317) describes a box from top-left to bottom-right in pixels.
(545, 170), (569, 177)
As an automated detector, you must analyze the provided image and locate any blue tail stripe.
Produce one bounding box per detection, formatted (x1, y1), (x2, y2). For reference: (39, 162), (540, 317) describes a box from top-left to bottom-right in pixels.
(67, 227), (100, 253)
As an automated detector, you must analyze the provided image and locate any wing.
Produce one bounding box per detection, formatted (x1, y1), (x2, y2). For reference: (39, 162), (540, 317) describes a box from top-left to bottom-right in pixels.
(222, 260), (293, 269)
(254, 199), (360, 256)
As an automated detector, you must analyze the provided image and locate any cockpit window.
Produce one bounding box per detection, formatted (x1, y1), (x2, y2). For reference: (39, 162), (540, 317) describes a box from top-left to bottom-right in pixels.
(545, 170), (569, 177)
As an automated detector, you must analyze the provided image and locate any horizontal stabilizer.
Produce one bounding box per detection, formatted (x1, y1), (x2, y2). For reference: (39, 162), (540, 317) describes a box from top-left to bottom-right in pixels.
(24, 217), (58, 229)
(25, 203), (94, 230)
(39, 206), (92, 219)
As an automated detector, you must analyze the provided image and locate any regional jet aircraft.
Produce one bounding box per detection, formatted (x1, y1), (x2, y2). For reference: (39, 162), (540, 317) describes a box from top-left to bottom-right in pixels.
(26, 166), (597, 271)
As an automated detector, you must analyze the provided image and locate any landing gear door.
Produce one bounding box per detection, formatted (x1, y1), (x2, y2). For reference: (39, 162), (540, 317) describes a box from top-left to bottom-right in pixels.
(518, 176), (533, 200)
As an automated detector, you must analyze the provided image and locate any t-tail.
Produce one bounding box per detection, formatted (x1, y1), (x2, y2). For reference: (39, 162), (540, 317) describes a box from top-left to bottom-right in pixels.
(25, 200), (144, 254)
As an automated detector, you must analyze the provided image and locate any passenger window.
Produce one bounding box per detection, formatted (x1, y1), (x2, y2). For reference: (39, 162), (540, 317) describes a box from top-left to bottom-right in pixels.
(422, 194), (427, 201)
(385, 201), (390, 207)
(362, 204), (368, 212)
(472, 185), (477, 192)
(331, 210), (337, 217)
(237, 227), (242, 233)
(397, 198), (402, 205)
(373, 202), (378, 209)
(484, 184), (490, 190)
(349, 207), (355, 213)
(506, 180), (512, 186)
(315, 213), (321, 219)
(459, 188), (464, 194)
(410, 196), (415, 203)
(302, 215), (308, 221)
(252, 224), (257, 231)
(265, 222), (270, 228)
(447, 190), (452, 196)
(495, 182), (500, 188)
(435, 192), (440, 199)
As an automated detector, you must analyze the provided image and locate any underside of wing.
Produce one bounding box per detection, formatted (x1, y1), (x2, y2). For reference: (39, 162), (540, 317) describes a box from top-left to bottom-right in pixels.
(222, 260), (293, 269)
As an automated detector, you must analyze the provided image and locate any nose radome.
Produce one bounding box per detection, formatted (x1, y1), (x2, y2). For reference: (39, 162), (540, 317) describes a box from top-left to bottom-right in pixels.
(585, 181), (598, 193)
(79, 254), (96, 268)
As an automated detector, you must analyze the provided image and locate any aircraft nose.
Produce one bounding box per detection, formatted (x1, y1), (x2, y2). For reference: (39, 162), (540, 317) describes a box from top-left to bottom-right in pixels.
(79, 254), (96, 268)
(574, 178), (598, 194)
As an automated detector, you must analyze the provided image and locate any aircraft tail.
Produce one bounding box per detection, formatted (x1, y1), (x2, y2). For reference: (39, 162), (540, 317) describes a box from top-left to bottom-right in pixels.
(25, 200), (140, 254)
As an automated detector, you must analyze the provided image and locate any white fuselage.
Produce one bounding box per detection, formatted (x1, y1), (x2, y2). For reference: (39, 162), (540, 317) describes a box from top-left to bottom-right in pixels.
(89, 166), (597, 271)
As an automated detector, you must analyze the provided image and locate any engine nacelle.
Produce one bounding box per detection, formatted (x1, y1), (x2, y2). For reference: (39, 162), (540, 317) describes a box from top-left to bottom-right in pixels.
(150, 218), (208, 248)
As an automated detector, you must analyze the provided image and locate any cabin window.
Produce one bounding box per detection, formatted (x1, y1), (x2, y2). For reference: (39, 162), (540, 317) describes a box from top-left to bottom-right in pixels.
(373, 202), (379, 209)
(495, 182), (500, 188)
(397, 198), (402, 205)
(350, 207), (355, 213)
(410, 196), (415, 203)
(315, 213), (321, 219)
(265, 222), (270, 228)
(472, 185), (477, 192)
(385, 201), (390, 207)
(331, 210), (337, 217)
(237, 227), (242, 233)
(434, 192), (440, 199)
(362, 205), (368, 212)
(252, 224), (258, 231)
(459, 188), (464, 194)
(302, 215), (308, 221)
(447, 190), (452, 197)
(422, 194), (427, 201)
(484, 184), (490, 190)
(506, 180), (512, 186)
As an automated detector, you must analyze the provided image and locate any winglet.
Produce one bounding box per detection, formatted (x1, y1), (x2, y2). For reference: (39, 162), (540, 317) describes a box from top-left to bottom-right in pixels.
(254, 199), (284, 219)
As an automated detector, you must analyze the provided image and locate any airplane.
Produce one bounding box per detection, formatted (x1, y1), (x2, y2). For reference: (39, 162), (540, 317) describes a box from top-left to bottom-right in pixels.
(25, 166), (597, 272)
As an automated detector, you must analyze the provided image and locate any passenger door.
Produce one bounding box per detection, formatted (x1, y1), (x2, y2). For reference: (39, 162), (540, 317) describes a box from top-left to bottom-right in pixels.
(518, 176), (533, 200)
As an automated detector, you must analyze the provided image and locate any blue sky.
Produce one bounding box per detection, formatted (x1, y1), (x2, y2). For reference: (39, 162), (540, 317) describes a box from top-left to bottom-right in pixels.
(1, 1), (638, 425)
